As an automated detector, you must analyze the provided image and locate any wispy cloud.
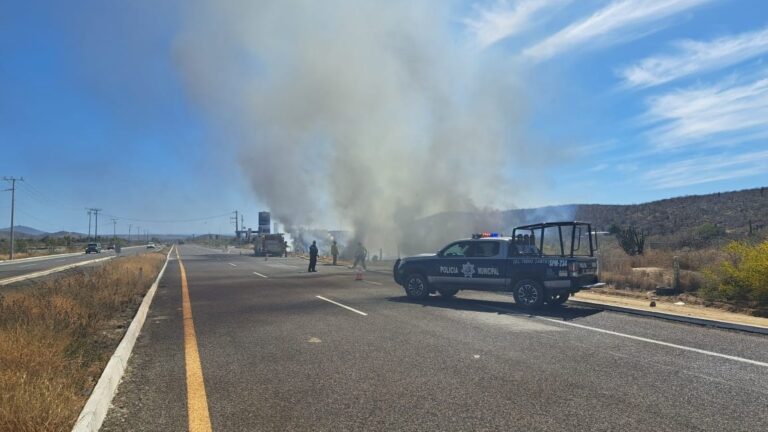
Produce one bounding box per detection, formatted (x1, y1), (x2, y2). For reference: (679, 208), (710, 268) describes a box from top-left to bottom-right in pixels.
(523, 0), (714, 61)
(644, 72), (768, 148)
(643, 150), (768, 189)
(621, 26), (768, 88)
(465, 0), (570, 48)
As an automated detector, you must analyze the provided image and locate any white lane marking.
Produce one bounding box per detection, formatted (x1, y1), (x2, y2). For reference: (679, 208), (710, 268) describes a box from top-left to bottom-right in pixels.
(316, 295), (368, 316)
(266, 263), (298, 269)
(229, 263), (237, 267)
(0, 256), (116, 286)
(252, 271), (268, 278)
(361, 280), (382, 286)
(480, 304), (768, 368)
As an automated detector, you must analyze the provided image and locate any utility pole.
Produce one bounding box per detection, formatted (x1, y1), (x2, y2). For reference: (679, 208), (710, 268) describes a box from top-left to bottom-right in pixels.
(231, 210), (239, 233)
(87, 208), (101, 241)
(128, 224), (133, 242)
(94, 209), (101, 241)
(3, 177), (23, 260)
(86, 209), (92, 240)
(111, 218), (117, 243)
(231, 210), (240, 244)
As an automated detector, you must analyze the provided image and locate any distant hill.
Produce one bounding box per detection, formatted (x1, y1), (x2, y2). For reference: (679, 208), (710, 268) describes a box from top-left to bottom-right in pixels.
(0, 225), (48, 237)
(0, 226), (86, 239)
(48, 230), (87, 238)
(571, 187), (767, 235)
(402, 187), (768, 253)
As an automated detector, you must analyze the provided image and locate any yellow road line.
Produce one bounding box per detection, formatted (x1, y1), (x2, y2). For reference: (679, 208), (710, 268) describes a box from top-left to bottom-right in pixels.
(178, 249), (213, 432)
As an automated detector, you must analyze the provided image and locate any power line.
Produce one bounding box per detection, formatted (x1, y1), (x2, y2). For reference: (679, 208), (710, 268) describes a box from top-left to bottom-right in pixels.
(18, 181), (82, 212)
(9, 179), (237, 233)
(101, 211), (233, 224)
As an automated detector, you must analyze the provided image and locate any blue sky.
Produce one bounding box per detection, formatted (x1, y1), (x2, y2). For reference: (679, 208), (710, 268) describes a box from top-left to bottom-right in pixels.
(1, 0), (767, 234)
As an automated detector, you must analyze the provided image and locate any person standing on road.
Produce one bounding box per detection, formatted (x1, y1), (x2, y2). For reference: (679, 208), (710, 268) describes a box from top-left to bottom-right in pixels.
(331, 241), (339, 266)
(353, 241), (367, 270)
(308, 241), (318, 272)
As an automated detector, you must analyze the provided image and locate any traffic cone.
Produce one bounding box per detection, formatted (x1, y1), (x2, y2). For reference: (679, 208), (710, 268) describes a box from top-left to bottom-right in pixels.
(355, 269), (364, 281)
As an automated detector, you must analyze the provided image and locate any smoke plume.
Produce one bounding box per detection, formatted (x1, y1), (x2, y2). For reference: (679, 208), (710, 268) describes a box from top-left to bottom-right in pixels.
(177, 0), (527, 254)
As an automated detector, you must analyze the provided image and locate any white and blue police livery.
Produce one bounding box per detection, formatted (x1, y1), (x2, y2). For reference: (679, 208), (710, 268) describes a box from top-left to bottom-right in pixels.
(393, 222), (603, 309)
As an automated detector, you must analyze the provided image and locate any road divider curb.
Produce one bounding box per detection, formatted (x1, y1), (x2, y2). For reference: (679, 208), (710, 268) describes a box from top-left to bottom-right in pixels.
(71, 245), (174, 432)
(569, 299), (768, 336)
(0, 251), (84, 265)
(0, 255), (116, 286)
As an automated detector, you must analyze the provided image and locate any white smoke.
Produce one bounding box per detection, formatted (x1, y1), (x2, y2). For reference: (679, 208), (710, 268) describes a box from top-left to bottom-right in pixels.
(176, 0), (528, 253)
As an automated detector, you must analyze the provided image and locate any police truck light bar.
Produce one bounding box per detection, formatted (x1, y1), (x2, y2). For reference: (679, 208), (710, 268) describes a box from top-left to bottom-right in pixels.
(472, 232), (502, 239)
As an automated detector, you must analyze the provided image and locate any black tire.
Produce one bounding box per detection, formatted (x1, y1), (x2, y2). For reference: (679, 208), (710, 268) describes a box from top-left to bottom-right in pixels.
(547, 291), (570, 306)
(437, 287), (458, 298)
(512, 279), (545, 309)
(404, 273), (430, 300)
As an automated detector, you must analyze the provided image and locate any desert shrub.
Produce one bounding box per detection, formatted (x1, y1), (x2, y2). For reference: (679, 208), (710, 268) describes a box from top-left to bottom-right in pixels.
(702, 240), (768, 306)
(695, 223), (726, 242)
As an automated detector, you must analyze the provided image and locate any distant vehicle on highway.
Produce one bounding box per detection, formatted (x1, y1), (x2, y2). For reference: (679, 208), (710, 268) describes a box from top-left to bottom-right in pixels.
(146, 242), (156, 249)
(85, 242), (102, 254)
(393, 221), (603, 309)
(107, 244), (115, 250)
(253, 233), (285, 257)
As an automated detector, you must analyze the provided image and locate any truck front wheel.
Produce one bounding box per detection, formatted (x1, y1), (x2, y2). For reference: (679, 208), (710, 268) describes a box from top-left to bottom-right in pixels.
(513, 279), (544, 309)
(404, 273), (430, 300)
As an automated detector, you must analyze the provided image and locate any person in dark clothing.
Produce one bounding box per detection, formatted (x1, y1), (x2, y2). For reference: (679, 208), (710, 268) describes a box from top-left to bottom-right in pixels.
(308, 241), (319, 272)
(331, 241), (339, 265)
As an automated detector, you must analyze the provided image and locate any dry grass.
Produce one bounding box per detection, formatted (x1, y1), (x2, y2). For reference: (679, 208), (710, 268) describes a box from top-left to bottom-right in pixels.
(0, 252), (165, 432)
(599, 237), (720, 293)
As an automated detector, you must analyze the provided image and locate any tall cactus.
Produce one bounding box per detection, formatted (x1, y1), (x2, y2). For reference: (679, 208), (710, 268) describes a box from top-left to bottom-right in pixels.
(617, 226), (646, 256)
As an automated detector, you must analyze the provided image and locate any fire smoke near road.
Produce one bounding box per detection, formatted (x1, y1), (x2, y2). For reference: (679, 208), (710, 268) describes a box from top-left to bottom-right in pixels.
(178, 0), (528, 253)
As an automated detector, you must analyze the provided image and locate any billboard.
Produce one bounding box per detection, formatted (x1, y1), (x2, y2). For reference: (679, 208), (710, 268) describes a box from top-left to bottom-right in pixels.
(258, 211), (271, 234)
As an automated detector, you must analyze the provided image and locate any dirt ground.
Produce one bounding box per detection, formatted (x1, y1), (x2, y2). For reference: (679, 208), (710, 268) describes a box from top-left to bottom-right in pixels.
(574, 289), (768, 329)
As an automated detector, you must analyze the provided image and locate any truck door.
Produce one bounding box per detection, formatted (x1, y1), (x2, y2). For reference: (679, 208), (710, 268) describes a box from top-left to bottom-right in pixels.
(463, 241), (505, 290)
(505, 238), (541, 290)
(431, 241), (472, 288)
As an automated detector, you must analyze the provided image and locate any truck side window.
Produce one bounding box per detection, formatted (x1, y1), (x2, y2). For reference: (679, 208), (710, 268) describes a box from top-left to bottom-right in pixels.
(468, 241), (500, 257)
(441, 242), (471, 257)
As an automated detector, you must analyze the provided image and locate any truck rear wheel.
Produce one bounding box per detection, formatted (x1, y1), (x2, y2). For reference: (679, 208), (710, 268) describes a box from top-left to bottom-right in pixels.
(547, 292), (570, 306)
(404, 273), (430, 300)
(513, 279), (544, 309)
(437, 287), (458, 298)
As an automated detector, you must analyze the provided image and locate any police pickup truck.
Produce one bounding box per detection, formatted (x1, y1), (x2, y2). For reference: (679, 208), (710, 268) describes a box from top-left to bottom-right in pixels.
(393, 222), (602, 309)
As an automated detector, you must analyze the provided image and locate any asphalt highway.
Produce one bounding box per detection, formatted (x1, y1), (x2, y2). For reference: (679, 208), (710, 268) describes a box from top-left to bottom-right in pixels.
(0, 246), (156, 284)
(102, 244), (768, 431)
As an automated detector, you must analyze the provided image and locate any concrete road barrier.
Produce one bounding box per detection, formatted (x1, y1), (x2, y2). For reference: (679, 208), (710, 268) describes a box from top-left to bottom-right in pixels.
(71, 245), (174, 432)
(0, 255), (116, 286)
